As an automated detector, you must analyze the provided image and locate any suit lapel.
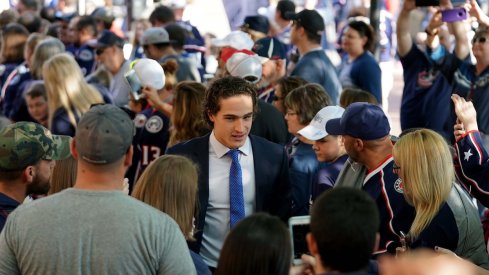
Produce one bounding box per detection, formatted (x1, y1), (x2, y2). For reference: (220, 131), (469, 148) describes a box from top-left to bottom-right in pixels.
(250, 136), (266, 211)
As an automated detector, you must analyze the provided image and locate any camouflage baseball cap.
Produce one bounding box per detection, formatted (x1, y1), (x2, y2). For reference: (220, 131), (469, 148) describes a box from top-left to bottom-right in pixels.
(0, 122), (72, 171)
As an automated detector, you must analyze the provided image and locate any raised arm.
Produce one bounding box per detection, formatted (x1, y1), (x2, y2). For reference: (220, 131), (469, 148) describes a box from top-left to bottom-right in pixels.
(397, 0), (416, 57)
(468, 0), (489, 28)
(441, 0), (470, 60)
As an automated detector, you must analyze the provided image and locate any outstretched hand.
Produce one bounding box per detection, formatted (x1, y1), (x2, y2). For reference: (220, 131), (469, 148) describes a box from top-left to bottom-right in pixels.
(452, 94), (478, 139)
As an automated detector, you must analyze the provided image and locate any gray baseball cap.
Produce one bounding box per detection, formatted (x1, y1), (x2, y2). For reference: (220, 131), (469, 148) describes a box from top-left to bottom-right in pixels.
(141, 27), (173, 46)
(75, 104), (135, 164)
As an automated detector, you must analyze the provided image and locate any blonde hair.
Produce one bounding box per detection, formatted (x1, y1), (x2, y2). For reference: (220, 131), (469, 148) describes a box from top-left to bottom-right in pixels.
(48, 156), (77, 195)
(43, 53), (103, 129)
(31, 38), (65, 80)
(168, 81), (208, 147)
(132, 155), (198, 240)
(392, 129), (453, 239)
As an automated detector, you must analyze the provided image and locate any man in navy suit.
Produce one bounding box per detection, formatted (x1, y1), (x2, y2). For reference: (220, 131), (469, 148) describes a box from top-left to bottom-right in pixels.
(166, 76), (291, 268)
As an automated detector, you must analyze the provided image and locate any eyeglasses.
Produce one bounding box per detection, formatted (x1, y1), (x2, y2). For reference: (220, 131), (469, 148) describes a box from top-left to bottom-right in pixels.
(272, 95), (283, 101)
(393, 163), (401, 174)
(96, 48), (106, 55)
(472, 37), (489, 44)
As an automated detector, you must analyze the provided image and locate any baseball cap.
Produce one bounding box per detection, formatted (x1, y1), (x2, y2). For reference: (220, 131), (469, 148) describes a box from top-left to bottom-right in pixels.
(130, 58), (166, 90)
(141, 27), (173, 46)
(168, 0), (186, 9)
(75, 104), (135, 164)
(226, 52), (262, 84)
(252, 37), (287, 60)
(326, 102), (390, 140)
(54, 11), (78, 22)
(298, 106), (345, 141)
(211, 31), (254, 50)
(242, 15), (270, 34)
(93, 30), (125, 49)
(91, 7), (115, 24)
(220, 47), (256, 63)
(0, 122), (71, 171)
(285, 9), (325, 36)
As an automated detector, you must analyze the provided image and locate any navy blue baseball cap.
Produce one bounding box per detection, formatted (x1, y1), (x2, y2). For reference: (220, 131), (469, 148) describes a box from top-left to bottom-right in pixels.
(326, 102), (390, 140)
(253, 37), (287, 60)
(93, 30), (124, 49)
(242, 15), (270, 34)
(285, 9), (325, 36)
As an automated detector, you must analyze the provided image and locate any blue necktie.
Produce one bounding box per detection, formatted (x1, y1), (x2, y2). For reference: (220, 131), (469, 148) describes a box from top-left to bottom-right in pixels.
(228, 149), (245, 228)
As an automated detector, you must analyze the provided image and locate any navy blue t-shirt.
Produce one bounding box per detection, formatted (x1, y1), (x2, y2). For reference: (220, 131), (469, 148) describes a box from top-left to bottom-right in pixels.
(400, 44), (453, 140)
(0, 192), (20, 232)
(312, 154), (348, 200)
(74, 43), (97, 76)
(410, 202), (458, 251)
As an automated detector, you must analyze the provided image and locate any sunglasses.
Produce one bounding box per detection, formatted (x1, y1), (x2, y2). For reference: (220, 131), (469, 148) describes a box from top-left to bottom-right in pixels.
(96, 48), (107, 55)
(472, 37), (489, 44)
(272, 95), (283, 101)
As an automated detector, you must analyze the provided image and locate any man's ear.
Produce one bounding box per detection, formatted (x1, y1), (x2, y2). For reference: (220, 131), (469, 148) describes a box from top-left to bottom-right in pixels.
(355, 138), (364, 151)
(23, 165), (35, 183)
(208, 112), (216, 124)
(373, 232), (380, 252)
(124, 145), (133, 167)
(70, 139), (79, 160)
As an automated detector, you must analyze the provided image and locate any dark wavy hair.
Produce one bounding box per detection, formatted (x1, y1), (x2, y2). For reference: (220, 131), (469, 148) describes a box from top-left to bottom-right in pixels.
(347, 20), (375, 53)
(203, 76), (257, 127)
(216, 213), (291, 275)
(169, 81), (209, 146)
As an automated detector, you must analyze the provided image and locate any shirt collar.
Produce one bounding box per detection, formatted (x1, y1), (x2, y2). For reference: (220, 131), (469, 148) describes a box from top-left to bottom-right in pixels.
(209, 131), (251, 158)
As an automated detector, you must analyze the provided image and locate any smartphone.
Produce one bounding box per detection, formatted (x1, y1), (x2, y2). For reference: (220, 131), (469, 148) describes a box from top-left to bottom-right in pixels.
(124, 69), (142, 100)
(441, 8), (467, 22)
(289, 215), (310, 265)
(415, 0), (439, 6)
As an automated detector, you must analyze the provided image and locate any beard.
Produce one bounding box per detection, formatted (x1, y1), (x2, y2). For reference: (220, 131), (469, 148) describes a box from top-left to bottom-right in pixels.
(26, 172), (51, 196)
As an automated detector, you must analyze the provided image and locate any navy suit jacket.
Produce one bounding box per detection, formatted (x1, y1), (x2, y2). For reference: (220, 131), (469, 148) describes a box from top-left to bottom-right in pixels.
(166, 133), (292, 252)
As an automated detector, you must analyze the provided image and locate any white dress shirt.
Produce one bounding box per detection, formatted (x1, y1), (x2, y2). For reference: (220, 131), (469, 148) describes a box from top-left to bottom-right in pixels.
(200, 131), (256, 267)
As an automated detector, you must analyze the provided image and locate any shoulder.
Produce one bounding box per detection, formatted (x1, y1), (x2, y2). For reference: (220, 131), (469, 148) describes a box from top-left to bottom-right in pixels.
(167, 134), (210, 153)
(250, 135), (284, 153)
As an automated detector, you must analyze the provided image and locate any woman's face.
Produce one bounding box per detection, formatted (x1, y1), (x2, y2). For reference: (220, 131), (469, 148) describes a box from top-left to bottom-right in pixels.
(472, 34), (489, 63)
(393, 158), (414, 206)
(341, 27), (367, 55)
(285, 108), (306, 135)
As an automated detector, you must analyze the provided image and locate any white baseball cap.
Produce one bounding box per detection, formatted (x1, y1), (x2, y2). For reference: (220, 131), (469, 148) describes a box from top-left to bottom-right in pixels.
(133, 58), (165, 90)
(226, 52), (262, 84)
(298, 106), (345, 141)
(211, 31), (254, 50)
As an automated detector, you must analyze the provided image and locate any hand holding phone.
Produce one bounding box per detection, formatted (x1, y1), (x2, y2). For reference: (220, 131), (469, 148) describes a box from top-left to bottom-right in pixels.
(289, 215), (311, 265)
(441, 8), (468, 22)
(124, 69), (143, 100)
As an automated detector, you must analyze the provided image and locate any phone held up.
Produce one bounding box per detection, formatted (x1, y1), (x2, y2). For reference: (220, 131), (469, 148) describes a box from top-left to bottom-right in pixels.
(124, 69), (143, 101)
(289, 215), (311, 265)
(441, 7), (467, 22)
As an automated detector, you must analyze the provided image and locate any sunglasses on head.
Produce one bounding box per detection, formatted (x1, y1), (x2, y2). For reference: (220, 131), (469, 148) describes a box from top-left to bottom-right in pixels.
(472, 37), (489, 44)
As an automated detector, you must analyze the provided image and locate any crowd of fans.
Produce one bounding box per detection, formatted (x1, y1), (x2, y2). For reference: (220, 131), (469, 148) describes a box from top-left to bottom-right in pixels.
(2, 0), (489, 274)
